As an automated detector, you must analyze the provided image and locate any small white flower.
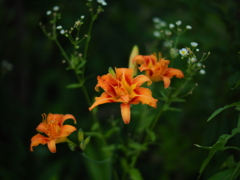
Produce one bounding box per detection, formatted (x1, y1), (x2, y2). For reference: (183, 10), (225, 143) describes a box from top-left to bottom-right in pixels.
(196, 49), (200, 52)
(179, 48), (188, 56)
(153, 31), (161, 37)
(152, 17), (161, 23)
(191, 42), (198, 47)
(74, 20), (81, 28)
(197, 62), (202, 67)
(199, 69), (206, 75)
(60, 29), (65, 34)
(163, 41), (172, 48)
(97, 0), (107, 6)
(56, 25), (63, 29)
(189, 57), (197, 63)
(169, 24), (175, 29)
(160, 21), (167, 27)
(53, 6), (59, 11)
(154, 24), (161, 29)
(176, 20), (182, 26)
(165, 30), (171, 36)
(46, 10), (52, 15)
(1, 60), (13, 71)
(170, 48), (178, 59)
(81, 15), (85, 19)
(186, 25), (192, 29)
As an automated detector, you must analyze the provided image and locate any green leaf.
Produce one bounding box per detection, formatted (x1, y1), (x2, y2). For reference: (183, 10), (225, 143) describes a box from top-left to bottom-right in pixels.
(238, 114), (240, 128)
(146, 128), (156, 141)
(76, 60), (86, 69)
(104, 127), (119, 139)
(66, 83), (82, 88)
(129, 168), (143, 180)
(159, 91), (168, 101)
(171, 98), (186, 103)
(167, 107), (182, 112)
(108, 67), (116, 77)
(208, 168), (240, 180)
(198, 134), (232, 175)
(231, 79), (240, 90)
(84, 131), (102, 139)
(75, 70), (83, 74)
(91, 122), (99, 131)
(129, 141), (147, 151)
(197, 128), (240, 176)
(207, 102), (240, 122)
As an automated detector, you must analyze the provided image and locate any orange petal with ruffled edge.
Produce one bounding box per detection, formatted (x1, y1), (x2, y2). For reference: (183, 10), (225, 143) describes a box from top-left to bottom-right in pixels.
(60, 125), (77, 138)
(120, 103), (131, 124)
(165, 68), (184, 79)
(30, 133), (48, 151)
(115, 68), (133, 86)
(95, 74), (118, 97)
(89, 92), (115, 111)
(132, 74), (152, 87)
(162, 76), (171, 89)
(132, 87), (158, 107)
(36, 122), (48, 134)
(47, 139), (57, 153)
(47, 113), (63, 124)
(60, 114), (77, 125)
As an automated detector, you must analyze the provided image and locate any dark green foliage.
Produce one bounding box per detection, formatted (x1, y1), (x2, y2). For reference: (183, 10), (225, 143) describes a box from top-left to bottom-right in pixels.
(0, 0), (240, 179)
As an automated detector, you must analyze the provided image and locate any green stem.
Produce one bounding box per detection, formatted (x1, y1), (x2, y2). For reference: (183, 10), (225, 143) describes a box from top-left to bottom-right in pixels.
(83, 17), (95, 61)
(54, 39), (71, 62)
(174, 33), (180, 49)
(82, 153), (111, 164)
(130, 76), (192, 169)
(231, 161), (240, 180)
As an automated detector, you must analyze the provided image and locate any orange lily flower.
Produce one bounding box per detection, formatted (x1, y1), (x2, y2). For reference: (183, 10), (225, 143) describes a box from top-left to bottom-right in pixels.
(89, 68), (158, 124)
(133, 54), (184, 88)
(30, 113), (77, 153)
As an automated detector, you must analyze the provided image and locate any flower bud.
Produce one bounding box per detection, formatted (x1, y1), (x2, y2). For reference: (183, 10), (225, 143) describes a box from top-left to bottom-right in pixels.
(128, 45), (139, 76)
(78, 128), (84, 142)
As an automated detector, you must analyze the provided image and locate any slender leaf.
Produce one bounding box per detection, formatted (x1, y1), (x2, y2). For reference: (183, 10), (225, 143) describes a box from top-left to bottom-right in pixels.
(129, 141), (147, 151)
(198, 134), (232, 174)
(207, 102), (240, 122)
(129, 168), (143, 180)
(208, 168), (239, 180)
(231, 79), (240, 90)
(171, 98), (186, 102)
(66, 83), (82, 88)
(146, 128), (156, 141)
(167, 107), (182, 112)
(238, 113), (240, 128)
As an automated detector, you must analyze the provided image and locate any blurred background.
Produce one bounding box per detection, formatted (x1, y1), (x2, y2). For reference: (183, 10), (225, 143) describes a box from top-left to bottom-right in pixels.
(0, 0), (240, 179)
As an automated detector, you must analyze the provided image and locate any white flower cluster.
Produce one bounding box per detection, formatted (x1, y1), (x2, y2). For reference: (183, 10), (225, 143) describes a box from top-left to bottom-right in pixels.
(46, 5), (60, 15)
(152, 18), (192, 38)
(179, 42), (207, 75)
(97, 0), (107, 6)
(179, 42), (199, 57)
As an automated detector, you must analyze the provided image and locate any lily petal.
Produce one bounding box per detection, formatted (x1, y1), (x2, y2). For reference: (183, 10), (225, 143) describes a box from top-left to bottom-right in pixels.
(89, 92), (114, 111)
(47, 113), (63, 124)
(61, 114), (77, 125)
(132, 87), (158, 107)
(132, 74), (152, 87)
(47, 139), (57, 153)
(162, 76), (171, 89)
(95, 74), (118, 97)
(30, 133), (48, 151)
(60, 125), (77, 138)
(36, 122), (48, 134)
(120, 103), (131, 124)
(165, 68), (184, 78)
